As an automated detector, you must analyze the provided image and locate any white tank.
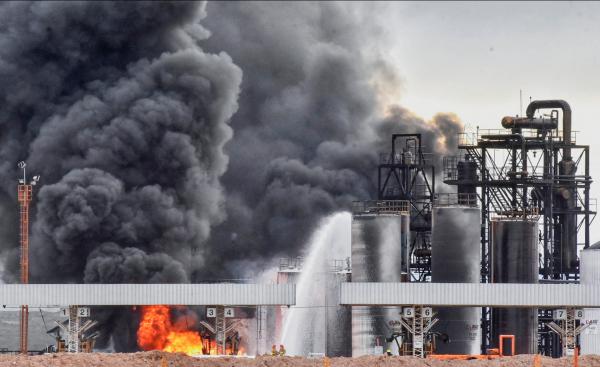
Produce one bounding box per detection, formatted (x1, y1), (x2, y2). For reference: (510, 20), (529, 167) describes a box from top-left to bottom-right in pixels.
(580, 246), (600, 355)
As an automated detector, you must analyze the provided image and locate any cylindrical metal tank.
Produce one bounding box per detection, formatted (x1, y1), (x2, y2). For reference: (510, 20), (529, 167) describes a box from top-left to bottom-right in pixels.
(556, 159), (578, 273)
(326, 271), (352, 357)
(491, 219), (538, 355)
(456, 157), (478, 205)
(431, 206), (481, 355)
(351, 212), (409, 356)
(580, 245), (600, 355)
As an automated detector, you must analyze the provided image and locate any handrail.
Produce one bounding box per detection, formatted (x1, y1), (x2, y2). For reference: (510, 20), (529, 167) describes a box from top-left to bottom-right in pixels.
(353, 200), (410, 215)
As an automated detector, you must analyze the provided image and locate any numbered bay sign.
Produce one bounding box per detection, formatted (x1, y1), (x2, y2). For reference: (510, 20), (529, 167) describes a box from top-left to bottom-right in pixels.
(423, 307), (433, 318)
(206, 308), (216, 317)
(403, 307), (414, 318)
(554, 309), (567, 320)
(224, 308), (235, 318)
(575, 309), (584, 320)
(61, 307), (89, 317)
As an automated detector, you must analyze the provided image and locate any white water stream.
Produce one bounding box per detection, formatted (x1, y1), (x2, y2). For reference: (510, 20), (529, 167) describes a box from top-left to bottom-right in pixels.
(280, 211), (351, 356)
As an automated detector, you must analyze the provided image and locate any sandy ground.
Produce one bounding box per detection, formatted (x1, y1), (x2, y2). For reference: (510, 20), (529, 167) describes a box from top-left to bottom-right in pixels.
(0, 352), (598, 367)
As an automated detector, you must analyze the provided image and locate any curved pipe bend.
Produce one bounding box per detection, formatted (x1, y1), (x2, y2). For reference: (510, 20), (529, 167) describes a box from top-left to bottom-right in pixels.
(526, 100), (572, 159)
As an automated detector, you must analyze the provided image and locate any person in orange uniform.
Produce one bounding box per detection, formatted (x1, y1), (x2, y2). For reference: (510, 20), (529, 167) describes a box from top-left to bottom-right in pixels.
(278, 344), (286, 356)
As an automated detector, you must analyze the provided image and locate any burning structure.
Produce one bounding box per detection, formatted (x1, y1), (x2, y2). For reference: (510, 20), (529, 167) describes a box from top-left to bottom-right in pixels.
(1, 2), (598, 359)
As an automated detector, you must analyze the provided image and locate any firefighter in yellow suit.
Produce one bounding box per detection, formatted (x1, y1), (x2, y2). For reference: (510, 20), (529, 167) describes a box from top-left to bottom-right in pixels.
(279, 344), (286, 356)
(271, 345), (278, 355)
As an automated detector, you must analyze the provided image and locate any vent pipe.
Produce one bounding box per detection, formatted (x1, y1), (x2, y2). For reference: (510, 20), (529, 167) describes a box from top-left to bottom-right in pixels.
(525, 100), (572, 159)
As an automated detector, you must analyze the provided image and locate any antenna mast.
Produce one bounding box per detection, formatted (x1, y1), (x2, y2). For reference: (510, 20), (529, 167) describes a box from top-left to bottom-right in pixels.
(17, 162), (39, 354)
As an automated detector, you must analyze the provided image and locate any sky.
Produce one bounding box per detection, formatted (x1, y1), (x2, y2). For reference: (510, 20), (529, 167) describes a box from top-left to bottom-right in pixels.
(364, 1), (600, 243)
(373, 2), (600, 131)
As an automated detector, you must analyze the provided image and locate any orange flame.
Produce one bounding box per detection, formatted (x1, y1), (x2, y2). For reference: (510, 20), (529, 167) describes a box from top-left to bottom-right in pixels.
(137, 305), (242, 356)
(138, 305), (204, 356)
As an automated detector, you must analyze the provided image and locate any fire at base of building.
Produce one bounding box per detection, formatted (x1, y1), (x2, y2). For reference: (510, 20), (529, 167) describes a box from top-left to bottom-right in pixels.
(62, 99), (595, 358)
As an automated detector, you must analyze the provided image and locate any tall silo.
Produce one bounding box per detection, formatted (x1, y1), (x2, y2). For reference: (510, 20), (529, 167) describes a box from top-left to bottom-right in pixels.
(491, 218), (538, 354)
(431, 205), (481, 354)
(351, 201), (409, 357)
(580, 243), (600, 355)
(325, 265), (352, 357)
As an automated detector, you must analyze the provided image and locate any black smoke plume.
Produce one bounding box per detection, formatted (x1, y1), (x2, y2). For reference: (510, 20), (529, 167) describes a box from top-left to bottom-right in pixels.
(0, 1), (461, 351)
(0, 1), (241, 286)
(197, 2), (462, 280)
(0, 1), (241, 351)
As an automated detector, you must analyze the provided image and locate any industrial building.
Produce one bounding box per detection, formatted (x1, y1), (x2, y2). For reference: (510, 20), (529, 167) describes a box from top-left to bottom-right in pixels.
(7, 99), (599, 358)
(271, 99), (599, 358)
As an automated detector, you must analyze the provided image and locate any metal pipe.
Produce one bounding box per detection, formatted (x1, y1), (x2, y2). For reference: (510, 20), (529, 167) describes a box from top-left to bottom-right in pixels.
(525, 100), (572, 159)
(501, 116), (557, 130)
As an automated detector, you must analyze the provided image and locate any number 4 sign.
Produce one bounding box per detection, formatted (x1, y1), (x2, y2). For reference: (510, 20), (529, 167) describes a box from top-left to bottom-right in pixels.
(224, 308), (235, 318)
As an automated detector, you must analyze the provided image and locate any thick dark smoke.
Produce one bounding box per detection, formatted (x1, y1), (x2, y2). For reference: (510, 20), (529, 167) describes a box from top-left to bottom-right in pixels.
(197, 2), (462, 279)
(0, 1), (461, 352)
(0, 1), (241, 285)
(0, 1), (241, 351)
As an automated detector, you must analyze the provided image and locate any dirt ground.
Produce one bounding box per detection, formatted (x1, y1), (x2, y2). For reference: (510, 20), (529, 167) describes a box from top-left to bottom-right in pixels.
(0, 352), (598, 367)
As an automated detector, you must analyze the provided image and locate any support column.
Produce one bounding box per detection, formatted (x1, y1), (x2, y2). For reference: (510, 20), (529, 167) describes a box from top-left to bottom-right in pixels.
(412, 306), (424, 358)
(68, 306), (80, 353)
(547, 307), (588, 356)
(215, 306), (225, 355)
(18, 183), (32, 354)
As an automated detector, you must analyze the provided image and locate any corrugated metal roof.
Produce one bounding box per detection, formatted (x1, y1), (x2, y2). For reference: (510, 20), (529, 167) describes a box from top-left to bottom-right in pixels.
(340, 283), (600, 307)
(0, 284), (295, 306)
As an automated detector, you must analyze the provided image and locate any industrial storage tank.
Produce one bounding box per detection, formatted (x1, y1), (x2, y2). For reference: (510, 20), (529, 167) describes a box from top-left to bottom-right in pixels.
(431, 204), (481, 355)
(580, 244), (600, 355)
(351, 200), (410, 357)
(326, 266), (352, 357)
(491, 218), (538, 355)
